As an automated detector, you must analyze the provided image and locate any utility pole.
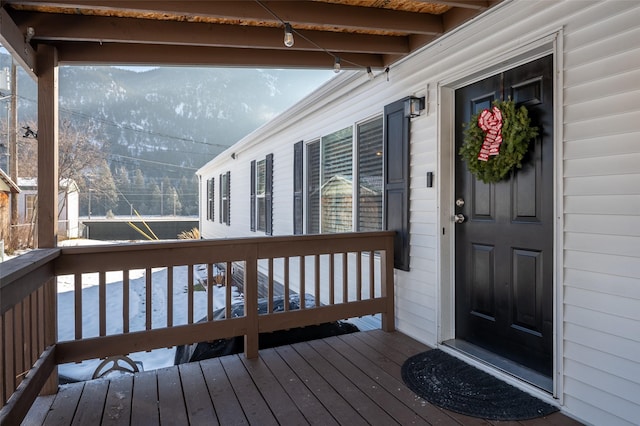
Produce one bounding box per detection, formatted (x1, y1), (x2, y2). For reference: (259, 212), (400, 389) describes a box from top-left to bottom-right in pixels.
(9, 61), (18, 236)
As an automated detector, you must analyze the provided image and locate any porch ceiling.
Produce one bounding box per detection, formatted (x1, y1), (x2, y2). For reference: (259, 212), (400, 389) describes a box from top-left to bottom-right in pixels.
(1, 0), (501, 76)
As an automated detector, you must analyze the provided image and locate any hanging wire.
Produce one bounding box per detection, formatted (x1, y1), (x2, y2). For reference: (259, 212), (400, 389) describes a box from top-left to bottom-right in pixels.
(253, 0), (369, 70)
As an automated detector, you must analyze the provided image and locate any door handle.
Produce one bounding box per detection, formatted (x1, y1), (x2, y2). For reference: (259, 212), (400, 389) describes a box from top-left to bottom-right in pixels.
(454, 214), (466, 224)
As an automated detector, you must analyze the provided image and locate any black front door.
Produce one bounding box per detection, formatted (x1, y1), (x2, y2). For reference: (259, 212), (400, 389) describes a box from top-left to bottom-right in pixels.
(454, 55), (554, 376)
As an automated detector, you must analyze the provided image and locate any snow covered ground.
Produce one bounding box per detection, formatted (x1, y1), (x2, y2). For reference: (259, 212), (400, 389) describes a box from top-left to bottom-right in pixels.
(56, 239), (243, 381)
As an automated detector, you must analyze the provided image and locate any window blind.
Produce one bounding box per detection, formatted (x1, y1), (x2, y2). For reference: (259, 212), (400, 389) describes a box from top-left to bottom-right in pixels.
(357, 117), (383, 231)
(322, 127), (353, 233)
(306, 140), (320, 234)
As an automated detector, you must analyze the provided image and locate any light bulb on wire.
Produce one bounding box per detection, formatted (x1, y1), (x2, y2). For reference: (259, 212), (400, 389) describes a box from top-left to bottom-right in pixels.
(284, 23), (294, 47)
(333, 57), (341, 73)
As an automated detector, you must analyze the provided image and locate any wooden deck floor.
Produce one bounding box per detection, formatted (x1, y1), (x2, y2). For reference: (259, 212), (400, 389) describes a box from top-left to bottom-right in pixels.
(23, 331), (581, 426)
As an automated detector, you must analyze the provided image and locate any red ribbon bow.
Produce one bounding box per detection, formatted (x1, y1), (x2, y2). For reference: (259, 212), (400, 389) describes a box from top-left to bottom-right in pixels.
(477, 106), (503, 161)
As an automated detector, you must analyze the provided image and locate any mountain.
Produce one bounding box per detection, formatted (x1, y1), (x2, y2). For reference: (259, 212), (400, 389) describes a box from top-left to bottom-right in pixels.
(0, 52), (333, 216)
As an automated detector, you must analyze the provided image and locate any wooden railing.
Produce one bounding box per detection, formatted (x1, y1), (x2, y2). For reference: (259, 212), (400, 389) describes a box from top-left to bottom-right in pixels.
(0, 249), (60, 425)
(0, 231), (395, 424)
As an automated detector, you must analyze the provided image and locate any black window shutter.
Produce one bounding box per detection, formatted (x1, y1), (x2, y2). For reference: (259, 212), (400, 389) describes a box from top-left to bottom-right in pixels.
(207, 178), (215, 221)
(384, 98), (411, 271)
(250, 160), (256, 232)
(218, 173), (223, 224)
(206, 178), (211, 220)
(265, 153), (273, 236)
(226, 171), (231, 226)
(293, 141), (303, 235)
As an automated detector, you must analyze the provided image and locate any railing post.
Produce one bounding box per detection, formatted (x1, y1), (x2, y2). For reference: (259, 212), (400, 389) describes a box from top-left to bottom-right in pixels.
(41, 277), (58, 394)
(244, 248), (259, 359)
(380, 235), (395, 332)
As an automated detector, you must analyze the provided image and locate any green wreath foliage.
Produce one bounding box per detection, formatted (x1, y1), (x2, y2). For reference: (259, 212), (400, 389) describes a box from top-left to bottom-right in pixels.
(459, 100), (538, 184)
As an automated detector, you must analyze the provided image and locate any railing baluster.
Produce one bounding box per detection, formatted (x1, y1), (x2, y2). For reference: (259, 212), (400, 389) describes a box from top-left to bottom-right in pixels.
(188, 265), (194, 325)
(329, 254), (335, 305)
(99, 272), (106, 337)
(314, 255), (320, 307)
(15, 301), (24, 383)
(225, 261), (232, 318)
(43, 277), (57, 394)
(4, 308), (15, 399)
(356, 251), (362, 301)
(123, 270), (129, 334)
(268, 258), (274, 313)
(342, 253), (348, 303)
(23, 295), (32, 374)
(145, 268), (152, 331)
(29, 292), (38, 364)
(37, 286), (44, 356)
(207, 264), (213, 322)
(74, 274), (82, 340)
(369, 250), (375, 298)
(299, 256), (305, 309)
(284, 257), (289, 311)
(167, 267), (173, 328)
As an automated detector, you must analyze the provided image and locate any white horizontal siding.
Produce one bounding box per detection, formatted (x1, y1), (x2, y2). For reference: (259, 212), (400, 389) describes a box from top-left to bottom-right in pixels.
(564, 268), (640, 300)
(565, 214), (640, 237)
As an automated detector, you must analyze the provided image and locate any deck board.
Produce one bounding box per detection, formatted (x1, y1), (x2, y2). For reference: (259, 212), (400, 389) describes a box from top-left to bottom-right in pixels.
(177, 362), (218, 425)
(157, 366), (189, 426)
(199, 357), (247, 425)
(219, 355), (278, 426)
(259, 348), (339, 426)
(130, 370), (159, 426)
(308, 338), (427, 425)
(101, 375), (133, 425)
(294, 340), (399, 426)
(274, 344), (367, 425)
(71, 379), (109, 426)
(42, 383), (83, 426)
(333, 334), (460, 425)
(240, 355), (308, 425)
(23, 331), (581, 426)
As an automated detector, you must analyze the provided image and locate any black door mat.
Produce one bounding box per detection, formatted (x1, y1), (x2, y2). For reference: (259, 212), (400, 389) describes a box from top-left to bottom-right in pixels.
(401, 349), (558, 421)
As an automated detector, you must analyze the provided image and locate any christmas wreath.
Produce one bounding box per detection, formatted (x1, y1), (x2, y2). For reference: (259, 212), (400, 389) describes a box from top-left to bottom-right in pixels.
(459, 100), (538, 183)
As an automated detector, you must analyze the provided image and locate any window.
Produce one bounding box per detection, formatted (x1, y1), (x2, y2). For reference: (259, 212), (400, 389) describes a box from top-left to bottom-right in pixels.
(250, 154), (273, 234)
(304, 118), (383, 235)
(256, 159), (266, 231)
(219, 171), (230, 225)
(206, 177), (215, 221)
(357, 117), (383, 231)
(306, 126), (358, 234)
(25, 194), (37, 221)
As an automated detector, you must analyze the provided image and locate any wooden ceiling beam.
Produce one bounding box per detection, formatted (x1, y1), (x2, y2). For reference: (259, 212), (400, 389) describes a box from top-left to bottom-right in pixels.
(53, 42), (386, 69)
(13, 12), (410, 55)
(417, 0), (490, 9)
(0, 8), (37, 79)
(7, 1), (444, 35)
(442, 5), (484, 32)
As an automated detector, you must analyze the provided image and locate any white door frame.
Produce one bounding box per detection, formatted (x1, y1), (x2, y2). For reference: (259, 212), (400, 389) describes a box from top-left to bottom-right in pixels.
(436, 29), (565, 402)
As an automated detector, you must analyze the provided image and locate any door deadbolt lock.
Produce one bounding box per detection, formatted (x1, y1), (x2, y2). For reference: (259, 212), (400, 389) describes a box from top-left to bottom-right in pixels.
(454, 214), (466, 224)
(455, 198), (465, 207)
